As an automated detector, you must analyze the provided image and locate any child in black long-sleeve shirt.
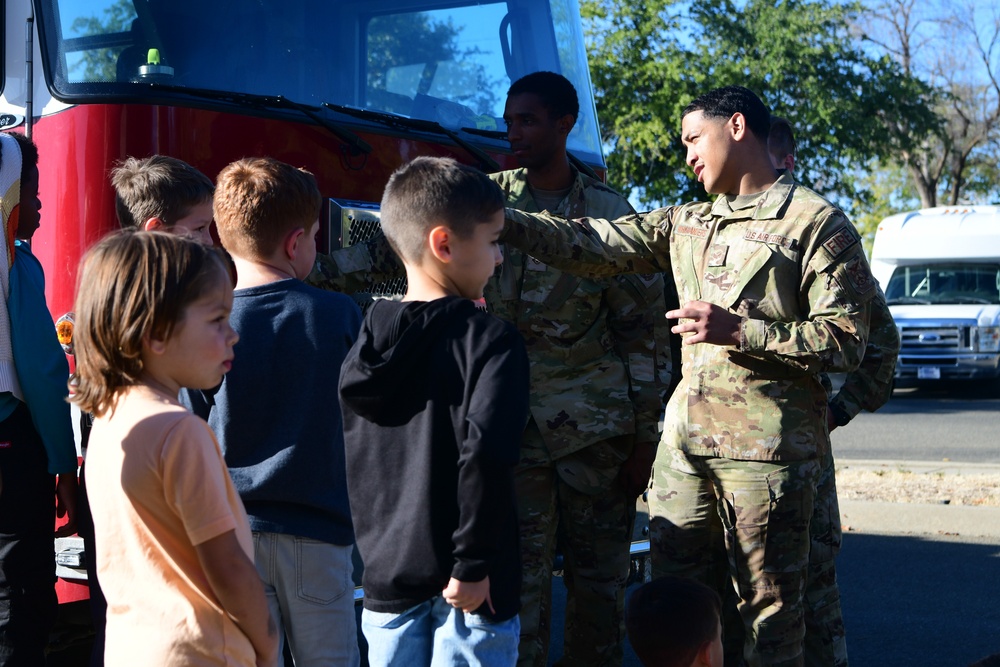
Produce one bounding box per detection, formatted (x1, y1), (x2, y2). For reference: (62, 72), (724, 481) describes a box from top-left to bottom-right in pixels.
(339, 157), (529, 667)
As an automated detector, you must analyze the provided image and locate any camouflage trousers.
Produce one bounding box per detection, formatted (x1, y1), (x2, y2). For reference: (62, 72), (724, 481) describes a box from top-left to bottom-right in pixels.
(648, 447), (819, 667)
(515, 419), (634, 667)
(803, 452), (848, 667)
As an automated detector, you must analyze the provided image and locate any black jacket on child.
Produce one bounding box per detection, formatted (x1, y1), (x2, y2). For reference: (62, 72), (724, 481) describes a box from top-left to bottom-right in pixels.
(338, 296), (529, 621)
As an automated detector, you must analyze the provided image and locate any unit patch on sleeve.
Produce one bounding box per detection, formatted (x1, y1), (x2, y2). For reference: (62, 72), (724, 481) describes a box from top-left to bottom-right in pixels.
(822, 227), (859, 258)
(844, 256), (875, 294)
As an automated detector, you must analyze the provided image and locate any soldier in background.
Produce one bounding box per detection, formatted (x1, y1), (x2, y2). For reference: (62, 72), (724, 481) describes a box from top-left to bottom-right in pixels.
(498, 85), (877, 666)
(491, 71), (669, 667)
(768, 116), (900, 667)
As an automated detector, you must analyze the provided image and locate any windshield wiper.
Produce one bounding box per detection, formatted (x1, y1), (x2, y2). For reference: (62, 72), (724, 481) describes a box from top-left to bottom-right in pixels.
(461, 126), (602, 182)
(130, 84), (372, 155)
(323, 102), (498, 172)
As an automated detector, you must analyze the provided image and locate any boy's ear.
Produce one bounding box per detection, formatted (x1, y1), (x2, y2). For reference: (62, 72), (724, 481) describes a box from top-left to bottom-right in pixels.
(284, 226), (306, 261)
(428, 225), (452, 263)
(142, 331), (167, 356)
(143, 217), (166, 232)
(695, 638), (717, 667)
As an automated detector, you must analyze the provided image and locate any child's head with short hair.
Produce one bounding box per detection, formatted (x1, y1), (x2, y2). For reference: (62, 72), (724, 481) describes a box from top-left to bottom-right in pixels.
(72, 230), (233, 418)
(626, 576), (724, 667)
(110, 155), (215, 245)
(379, 157), (505, 300)
(212, 157), (321, 278)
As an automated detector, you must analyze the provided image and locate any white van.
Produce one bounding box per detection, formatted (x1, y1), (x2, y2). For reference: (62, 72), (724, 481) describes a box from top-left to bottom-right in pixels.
(870, 206), (1000, 382)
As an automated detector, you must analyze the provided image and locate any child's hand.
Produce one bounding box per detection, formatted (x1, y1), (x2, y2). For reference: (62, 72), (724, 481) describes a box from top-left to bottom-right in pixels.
(443, 576), (495, 614)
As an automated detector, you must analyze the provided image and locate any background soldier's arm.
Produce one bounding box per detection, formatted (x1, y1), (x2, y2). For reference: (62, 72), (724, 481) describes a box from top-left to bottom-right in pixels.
(606, 273), (667, 497)
(829, 288), (899, 428)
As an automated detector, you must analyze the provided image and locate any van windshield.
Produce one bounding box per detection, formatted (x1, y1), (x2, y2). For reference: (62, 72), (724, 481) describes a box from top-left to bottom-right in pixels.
(33, 0), (604, 166)
(885, 263), (1000, 305)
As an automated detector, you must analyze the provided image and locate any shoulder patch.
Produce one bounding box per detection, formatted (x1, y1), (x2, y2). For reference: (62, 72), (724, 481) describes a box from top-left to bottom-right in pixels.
(822, 226), (859, 257)
(844, 256), (875, 294)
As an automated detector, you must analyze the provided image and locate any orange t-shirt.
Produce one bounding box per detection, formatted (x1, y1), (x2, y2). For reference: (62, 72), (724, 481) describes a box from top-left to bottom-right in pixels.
(87, 385), (256, 666)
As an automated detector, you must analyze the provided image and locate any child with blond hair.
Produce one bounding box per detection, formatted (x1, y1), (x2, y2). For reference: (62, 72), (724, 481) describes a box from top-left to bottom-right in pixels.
(184, 157), (362, 665)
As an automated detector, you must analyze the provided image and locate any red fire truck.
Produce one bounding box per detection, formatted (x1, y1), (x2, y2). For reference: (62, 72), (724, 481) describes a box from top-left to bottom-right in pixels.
(3, 0), (614, 617)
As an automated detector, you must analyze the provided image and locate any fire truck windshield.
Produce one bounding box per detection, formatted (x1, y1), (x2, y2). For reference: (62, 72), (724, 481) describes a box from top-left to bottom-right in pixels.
(32, 0), (604, 167)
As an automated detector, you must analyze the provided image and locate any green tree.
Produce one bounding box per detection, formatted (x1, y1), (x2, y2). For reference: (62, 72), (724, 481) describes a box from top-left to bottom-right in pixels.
(581, 0), (939, 211)
(859, 0), (1000, 207)
(69, 0), (137, 82)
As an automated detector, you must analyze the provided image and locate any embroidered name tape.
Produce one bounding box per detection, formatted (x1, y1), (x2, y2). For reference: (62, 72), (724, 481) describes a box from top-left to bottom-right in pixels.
(744, 229), (800, 251)
(675, 224), (708, 238)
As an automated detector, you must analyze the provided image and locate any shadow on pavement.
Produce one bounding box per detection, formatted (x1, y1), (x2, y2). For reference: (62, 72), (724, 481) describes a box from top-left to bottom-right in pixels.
(839, 532), (1000, 667)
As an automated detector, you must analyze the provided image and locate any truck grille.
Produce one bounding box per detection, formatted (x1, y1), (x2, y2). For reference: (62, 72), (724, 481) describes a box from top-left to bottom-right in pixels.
(328, 199), (406, 297)
(899, 326), (965, 351)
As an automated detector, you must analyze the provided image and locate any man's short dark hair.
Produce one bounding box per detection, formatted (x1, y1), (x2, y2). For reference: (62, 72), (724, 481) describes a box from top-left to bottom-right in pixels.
(682, 85), (771, 143)
(626, 576), (722, 667)
(768, 116), (797, 161)
(380, 157), (504, 264)
(507, 71), (579, 123)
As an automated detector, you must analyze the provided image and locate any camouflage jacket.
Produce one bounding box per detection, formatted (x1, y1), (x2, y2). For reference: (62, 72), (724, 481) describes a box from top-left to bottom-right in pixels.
(502, 171), (876, 461)
(487, 167), (668, 457)
(829, 285), (899, 424)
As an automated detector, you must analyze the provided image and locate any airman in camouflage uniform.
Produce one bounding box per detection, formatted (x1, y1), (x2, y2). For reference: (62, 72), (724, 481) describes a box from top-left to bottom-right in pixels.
(494, 72), (669, 667)
(498, 86), (876, 667)
(491, 166), (667, 667)
(769, 116), (900, 667)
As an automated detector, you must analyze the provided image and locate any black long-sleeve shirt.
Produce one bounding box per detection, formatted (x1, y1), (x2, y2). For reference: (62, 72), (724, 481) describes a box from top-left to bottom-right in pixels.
(339, 296), (529, 620)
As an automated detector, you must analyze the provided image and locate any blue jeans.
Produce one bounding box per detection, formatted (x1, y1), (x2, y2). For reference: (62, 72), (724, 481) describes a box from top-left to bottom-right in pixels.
(253, 531), (359, 667)
(362, 595), (519, 667)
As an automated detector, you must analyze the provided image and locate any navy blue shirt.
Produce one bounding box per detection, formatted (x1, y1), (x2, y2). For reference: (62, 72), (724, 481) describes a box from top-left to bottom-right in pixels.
(184, 279), (361, 545)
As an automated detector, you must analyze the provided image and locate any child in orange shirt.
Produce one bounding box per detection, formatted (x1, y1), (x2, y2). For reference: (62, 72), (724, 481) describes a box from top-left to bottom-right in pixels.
(72, 231), (277, 666)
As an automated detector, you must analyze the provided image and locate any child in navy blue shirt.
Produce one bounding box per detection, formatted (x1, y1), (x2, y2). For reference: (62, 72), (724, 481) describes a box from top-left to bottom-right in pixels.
(185, 157), (361, 666)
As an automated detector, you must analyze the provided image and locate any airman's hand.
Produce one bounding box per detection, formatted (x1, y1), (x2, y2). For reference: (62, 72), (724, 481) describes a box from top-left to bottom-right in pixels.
(667, 301), (741, 346)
